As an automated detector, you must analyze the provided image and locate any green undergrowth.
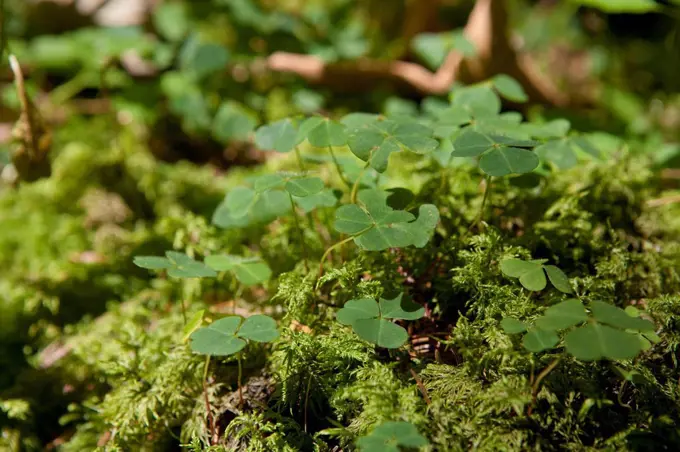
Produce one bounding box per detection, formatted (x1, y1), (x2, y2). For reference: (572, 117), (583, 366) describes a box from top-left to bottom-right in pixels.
(2, 108), (680, 451)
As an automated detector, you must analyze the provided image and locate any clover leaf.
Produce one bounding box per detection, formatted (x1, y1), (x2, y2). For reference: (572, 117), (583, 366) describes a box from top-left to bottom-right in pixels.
(502, 299), (658, 361)
(297, 116), (347, 147)
(254, 118), (299, 153)
(411, 29), (476, 70)
(492, 74), (528, 103)
(212, 101), (257, 143)
(134, 251), (217, 278)
(534, 136), (601, 170)
(212, 188), (291, 229)
(284, 176), (325, 197)
(450, 85), (501, 119)
(190, 314), (279, 356)
(452, 130), (540, 176)
(293, 188), (339, 213)
(333, 189), (439, 251)
(347, 118), (439, 172)
(500, 258), (573, 293)
(357, 421), (429, 452)
(336, 293), (424, 348)
(204, 255), (272, 286)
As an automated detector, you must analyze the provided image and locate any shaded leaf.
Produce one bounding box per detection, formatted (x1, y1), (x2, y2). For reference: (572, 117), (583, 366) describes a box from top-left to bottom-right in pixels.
(590, 301), (655, 332)
(519, 266), (547, 291)
(500, 259), (539, 278)
(379, 293), (425, 320)
(182, 310), (205, 343)
(535, 299), (587, 331)
(544, 265), (573, 294)
(564, 323), (644, 361)
(212, 102), (257, 143)
(479, 146), (539, 176)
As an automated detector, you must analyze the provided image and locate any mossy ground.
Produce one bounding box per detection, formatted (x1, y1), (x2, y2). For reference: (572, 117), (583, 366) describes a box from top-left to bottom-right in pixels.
(1, 119), (679, 451)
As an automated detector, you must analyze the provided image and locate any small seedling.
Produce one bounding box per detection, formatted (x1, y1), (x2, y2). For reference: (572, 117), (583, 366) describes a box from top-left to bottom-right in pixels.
(356, 421), (429, 452)
(500, 258), (573, 293)
(336, 293), (424, 348)
(190, 315), (279, 405)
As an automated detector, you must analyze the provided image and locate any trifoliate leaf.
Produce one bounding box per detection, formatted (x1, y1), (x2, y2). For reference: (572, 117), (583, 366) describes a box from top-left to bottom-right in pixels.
(253, 174), (285, 192)
(379, 293), (425, 320)
(293, 188), (338, 212)
(544, 265), (573, 294)
(285, 177), (324, 197)
(479, 146), (540, 177)
(135, 251), (216, 278)
(357, 421), (429, 452)
(535, 299), (587, 331)
(564, 323), (644, 361)
(237, 315), (279, 342)
(451, 86), (501, 118)
(254, 118), (299, 153)
(298, 116), (347, 147)
(347, 119), (438, 173)
(522, 328), (559, 352)
(519, 266), (547, 291)
(212, 189), (291, 229)
(341, 112), (381, 129)
(223, 186), (257, 218)
(190, 317), (245, 356)
(353, 318), (409, 349)
(335, 189), (438, 251)
(590, 301), (655, 332)
(501, 318), (529, 334)
(204, 255), (272, 286)
(528, 119), (571, 139)
(336, 298), (379, 326)
(535, 140), (578, 170)
(492, 74), (528, 103)
(212, 102), (257, 143)
(334, 204), (373, 234)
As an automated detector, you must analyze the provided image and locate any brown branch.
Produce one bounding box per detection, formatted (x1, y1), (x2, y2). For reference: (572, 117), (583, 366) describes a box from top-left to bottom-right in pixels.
(265, 0), (573, 106)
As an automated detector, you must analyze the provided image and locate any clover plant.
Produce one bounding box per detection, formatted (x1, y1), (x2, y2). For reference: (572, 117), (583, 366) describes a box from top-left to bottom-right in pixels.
(356, 421), (429, 452)
(336, 293), (425, 348)
(500, 258), (573, 293)
(502, 299), (659, 360)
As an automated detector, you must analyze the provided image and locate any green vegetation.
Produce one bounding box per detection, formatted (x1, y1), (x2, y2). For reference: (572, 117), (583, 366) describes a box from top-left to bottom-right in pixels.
(1, 0), (680, 451)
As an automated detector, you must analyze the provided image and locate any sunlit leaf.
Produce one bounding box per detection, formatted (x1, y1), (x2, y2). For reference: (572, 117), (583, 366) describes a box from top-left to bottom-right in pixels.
(357, 421), (429, 452)
(590, 301), (655, 332)
(379, 293), (425, 320)
(522, 328), (559, 352)
(535, 299), (587, 331)
(182, 310), (205, 343)
(353, 318), (409, 349)
(293, 188), (338, 212)
(479, 147), (539, 177)
(544, 265), (573, 294)
(204, 255), (272, 285)
(237, 315), (279, 342)
(298, 116), (347, 147)
(190, 317), (245, 356)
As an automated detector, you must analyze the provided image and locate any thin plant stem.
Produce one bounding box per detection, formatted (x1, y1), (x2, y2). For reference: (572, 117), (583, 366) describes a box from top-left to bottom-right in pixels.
(237, 352), (244, 407)
(527, 357), (561, 416)
(318, 226), (372, 276)
(462, 175), (492, 240)
(351, 162), (370, 203)
(9, 55), (38, 159)
(294, 146), (306, 172)
(289, 193), (309, 271)
(180, 299), (187, 325)
(303, 372), (313, 432)
(328, 146), (351, 189)
(319, 235), (356, 276)
(202, 355), (216, 445)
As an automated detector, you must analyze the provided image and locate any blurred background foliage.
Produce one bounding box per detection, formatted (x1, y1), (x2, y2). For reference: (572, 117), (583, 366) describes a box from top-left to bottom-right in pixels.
(1, 0), (680, 450)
